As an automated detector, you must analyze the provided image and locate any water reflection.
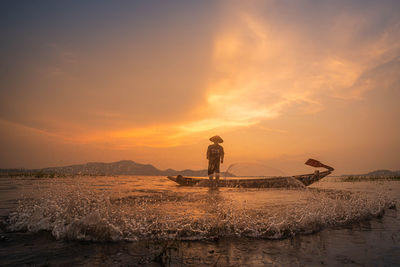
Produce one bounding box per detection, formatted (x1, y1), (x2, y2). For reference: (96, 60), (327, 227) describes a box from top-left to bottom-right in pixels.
(0, 176), (399, 266)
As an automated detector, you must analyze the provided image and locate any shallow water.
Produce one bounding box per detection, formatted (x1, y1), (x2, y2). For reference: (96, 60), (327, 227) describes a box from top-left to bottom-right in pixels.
(0, 176), (399, 266)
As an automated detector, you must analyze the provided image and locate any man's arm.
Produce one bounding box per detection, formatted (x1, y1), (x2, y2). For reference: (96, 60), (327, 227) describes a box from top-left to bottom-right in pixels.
(206, 146), (210, 160)
(220, 147), (224, 163)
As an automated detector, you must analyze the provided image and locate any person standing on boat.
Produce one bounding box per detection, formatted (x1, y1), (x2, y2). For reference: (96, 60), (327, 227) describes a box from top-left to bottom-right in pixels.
(207, 135), (224, 182)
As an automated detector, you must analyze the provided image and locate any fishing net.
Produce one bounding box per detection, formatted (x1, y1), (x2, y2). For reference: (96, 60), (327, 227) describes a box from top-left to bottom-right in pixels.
(223, 162), (286, 178)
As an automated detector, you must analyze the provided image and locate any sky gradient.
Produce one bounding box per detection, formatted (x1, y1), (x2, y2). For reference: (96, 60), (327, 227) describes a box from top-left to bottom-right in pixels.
(1, 0), (399, 175)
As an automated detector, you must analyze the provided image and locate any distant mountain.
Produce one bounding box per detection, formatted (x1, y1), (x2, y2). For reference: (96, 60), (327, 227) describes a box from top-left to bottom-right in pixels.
(362, 169), (400, 177)
(0, 160), (234, 177)
(344, 169), (400, 177)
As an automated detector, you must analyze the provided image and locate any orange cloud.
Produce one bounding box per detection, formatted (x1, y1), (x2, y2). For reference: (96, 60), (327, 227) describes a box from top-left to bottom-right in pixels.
(3, 2), (399, 152)
(38, 9), (400, 148)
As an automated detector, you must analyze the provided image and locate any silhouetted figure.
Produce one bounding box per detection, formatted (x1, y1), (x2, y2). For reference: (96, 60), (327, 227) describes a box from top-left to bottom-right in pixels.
(207, 135), (224, 182)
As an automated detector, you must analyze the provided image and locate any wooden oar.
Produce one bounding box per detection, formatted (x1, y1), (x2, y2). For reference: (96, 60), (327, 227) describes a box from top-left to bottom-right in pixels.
(305, 158), (334, 171)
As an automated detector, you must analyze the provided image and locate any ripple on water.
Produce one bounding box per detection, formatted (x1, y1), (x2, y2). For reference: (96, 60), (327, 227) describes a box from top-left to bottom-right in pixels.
(4, 177), (396, 242)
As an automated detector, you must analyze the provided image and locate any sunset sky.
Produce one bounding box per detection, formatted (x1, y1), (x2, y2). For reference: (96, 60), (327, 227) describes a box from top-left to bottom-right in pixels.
(1, 0), (399, 175)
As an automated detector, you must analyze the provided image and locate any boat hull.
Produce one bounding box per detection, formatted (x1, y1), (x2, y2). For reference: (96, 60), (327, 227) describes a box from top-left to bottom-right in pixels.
(167, 171), (331, 188)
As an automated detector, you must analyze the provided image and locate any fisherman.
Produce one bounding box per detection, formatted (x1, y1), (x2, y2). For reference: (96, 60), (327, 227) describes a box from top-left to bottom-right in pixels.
(207, 135), (224, 182)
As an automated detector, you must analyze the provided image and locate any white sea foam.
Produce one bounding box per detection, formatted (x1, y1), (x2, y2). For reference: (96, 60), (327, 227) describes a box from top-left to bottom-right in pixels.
(5, 177), (396, 242)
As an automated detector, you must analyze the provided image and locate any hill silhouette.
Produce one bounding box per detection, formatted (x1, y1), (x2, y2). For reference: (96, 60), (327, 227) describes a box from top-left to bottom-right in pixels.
(0, 160), (234, 177)
(342, 169), (400, 177)
(361, 169), (400, 177)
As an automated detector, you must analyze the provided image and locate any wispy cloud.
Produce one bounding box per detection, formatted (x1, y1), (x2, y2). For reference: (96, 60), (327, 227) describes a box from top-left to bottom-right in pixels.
(1, 1), (399, 151)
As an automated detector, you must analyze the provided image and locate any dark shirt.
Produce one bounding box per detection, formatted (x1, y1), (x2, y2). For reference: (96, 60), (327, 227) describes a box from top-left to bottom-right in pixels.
(207, 144), (224, 160)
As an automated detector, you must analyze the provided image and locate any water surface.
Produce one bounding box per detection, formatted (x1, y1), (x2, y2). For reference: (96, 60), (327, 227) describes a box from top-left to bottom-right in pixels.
(0, 176), (399, 266)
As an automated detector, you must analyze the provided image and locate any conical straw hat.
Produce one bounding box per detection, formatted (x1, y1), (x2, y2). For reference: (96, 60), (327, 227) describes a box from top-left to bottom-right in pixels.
(209, 135), (223, 143)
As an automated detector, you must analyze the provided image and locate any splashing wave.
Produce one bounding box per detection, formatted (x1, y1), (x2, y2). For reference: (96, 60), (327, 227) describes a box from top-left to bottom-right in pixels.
(6, 183), (395, 242)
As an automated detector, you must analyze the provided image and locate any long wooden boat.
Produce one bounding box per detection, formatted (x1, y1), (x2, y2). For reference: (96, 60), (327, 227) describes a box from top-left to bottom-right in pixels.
(167, 159), (333, 188)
